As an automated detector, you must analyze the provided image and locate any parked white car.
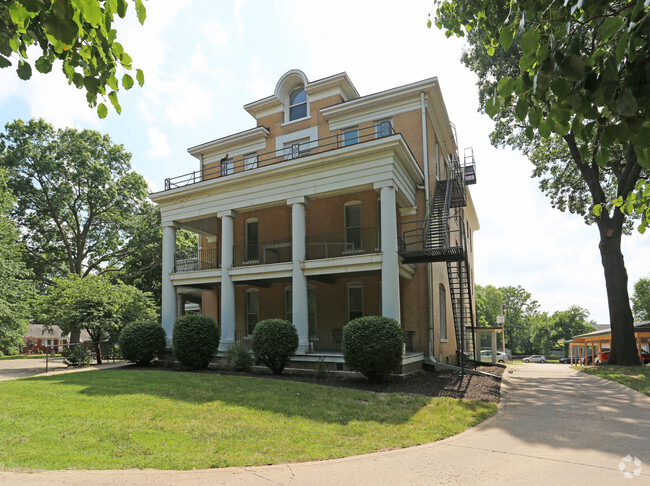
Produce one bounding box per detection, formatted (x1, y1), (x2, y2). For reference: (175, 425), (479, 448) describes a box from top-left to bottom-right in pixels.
(523, 355), (546, 363)
(480, 350), (509, 363)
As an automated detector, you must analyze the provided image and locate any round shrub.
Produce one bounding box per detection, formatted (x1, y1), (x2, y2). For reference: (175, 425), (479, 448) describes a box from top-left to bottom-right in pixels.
(118, 320), (167, 366)
(342, 316), (403, 382)
(251, 319), (298, 375)
(224, 342), (253, 371)
(172, 314), (220, 369)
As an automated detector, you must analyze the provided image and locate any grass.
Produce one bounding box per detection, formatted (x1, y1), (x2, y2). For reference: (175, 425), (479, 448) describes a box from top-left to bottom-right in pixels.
(0, 369), (496, 470)
(580, 365), (650, 397)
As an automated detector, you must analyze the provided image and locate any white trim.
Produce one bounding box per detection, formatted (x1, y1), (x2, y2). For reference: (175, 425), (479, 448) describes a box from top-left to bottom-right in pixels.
(327, 99), (420, 132)
(275, 126), (319, 153)
(188, 127), (269, 158)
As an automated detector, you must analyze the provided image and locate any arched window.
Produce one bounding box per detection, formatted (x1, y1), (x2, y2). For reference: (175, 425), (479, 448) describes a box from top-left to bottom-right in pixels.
(289, 87), (307, 121)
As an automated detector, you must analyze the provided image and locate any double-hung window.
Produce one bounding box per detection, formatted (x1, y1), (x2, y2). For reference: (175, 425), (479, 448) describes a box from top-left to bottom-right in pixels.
(344, 202), (362, 250)
(289, 87), (307, 121)
(347, 284), (363, 321)
(246, 290), (259, 335)
(342, 127), (359, 146)
(375, 120), (392, 138)
(220, 157), (233, 176)
(244, 153), (258, 170)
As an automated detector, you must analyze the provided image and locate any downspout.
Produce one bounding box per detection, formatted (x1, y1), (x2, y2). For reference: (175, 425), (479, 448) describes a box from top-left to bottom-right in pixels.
(421, 91), (435, 363)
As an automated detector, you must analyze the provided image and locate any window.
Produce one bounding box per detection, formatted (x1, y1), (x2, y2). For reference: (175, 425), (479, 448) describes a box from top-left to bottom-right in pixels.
(342, 127), (359, 146)
(348, 284), (363, 321)
(246, 290), (259, 335)
(439, 285), (447, 341)
(244, 153), (258, 170)
(289, 87), (307, 121)
(375, 120), (392, 138)
(220, 157), (233, 176)
(283, 138), (310, 160)
(245, 219), (259, 262)
(344, 202), (362, 250)
(285, 286), (317, 339)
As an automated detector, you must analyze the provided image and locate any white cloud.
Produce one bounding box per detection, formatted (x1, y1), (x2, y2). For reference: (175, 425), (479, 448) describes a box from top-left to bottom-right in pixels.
(199, 20), (231, 46)
(146, 126), (172, 159)
(190, 44), (210, 74)
(234, 0), (248, 36)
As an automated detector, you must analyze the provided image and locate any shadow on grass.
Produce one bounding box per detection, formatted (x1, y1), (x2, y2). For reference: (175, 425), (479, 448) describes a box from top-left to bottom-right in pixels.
(30, 369), (485, 426)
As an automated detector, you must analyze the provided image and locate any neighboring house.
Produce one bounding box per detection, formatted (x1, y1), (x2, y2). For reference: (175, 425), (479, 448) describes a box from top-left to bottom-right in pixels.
(150, 70), (479, 369)
(22, 324), (91, 354)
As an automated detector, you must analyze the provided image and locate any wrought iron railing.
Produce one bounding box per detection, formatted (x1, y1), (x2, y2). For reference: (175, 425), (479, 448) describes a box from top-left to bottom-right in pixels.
(164, 122), (397, 190)
(174, 248), (219, 273)
(233, 239), (292, 266)
(306, 227), (380, 260)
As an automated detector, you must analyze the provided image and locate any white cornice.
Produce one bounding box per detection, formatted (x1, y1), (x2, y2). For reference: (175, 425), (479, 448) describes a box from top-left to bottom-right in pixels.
(187, 126), (270, 159)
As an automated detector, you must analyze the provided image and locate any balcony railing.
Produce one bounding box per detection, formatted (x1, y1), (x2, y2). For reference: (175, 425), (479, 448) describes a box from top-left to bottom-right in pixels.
(164, 122), (396, 190)
(306, 227), (380, 260)
(233, 239), (292, 267)
(174, 248), (219, 273)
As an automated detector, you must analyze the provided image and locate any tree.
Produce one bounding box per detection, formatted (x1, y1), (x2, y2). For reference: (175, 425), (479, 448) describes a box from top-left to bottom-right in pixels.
(0, 119), (158, 287)
(501, 285), (539, 354)
(0, 168), (33, 355)
(433, 0), (649, 365)
(475, 284), (503, 327)
(632, 276), (650, 321)
(531, 306), (596, 355)
(0, 0), (146, 118)
(38, 274), (156, 363)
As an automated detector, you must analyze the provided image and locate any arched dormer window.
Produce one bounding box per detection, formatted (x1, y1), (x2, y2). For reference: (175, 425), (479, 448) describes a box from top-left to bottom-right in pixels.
(289, 87), (307, 121)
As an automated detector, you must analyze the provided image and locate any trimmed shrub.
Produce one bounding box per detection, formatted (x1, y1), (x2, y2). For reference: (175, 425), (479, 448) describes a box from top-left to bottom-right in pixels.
(251, 319), (298, 375)
(172, 314), (220, 369)
(118, 320), (166, 366)
(342, 316), (403, 382)
(224, 342), (253, 371)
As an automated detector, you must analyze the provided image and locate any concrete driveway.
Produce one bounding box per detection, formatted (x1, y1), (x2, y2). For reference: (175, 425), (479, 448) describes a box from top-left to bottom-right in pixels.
(0, 357), (124, 381)
(0, 363), (648, 485)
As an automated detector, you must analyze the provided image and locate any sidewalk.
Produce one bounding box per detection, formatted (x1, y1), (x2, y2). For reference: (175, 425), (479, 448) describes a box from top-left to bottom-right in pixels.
(1, 364), (648, 485)
(0, 357), (127, 381)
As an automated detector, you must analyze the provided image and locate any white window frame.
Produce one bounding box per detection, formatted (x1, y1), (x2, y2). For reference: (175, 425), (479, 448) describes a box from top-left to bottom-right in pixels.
(283, 137), (311, 160)
(347, 283), (364, 322)
(245, 218), (259, 264)
(288, 87), (308, 122)
(342, 127), (359, 146)
(374, 119), (393, 138)
(246, 289), (259, 336)
(439, 284), (448, 342)
(220, 157), (233, 176)
(244, 153), (258, 171)
(343, 201), (362, 253)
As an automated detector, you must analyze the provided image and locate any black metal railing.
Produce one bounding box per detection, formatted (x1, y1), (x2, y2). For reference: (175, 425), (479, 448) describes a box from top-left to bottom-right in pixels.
(306, 227), (380, 260)
(233, 239), (292, 266)
(174, 248), (219, 273)
(45, 341), (120, 372)
(164, 123), (397, 190)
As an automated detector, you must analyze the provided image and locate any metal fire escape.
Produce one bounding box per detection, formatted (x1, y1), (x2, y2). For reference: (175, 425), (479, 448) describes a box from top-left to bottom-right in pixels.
(399, 148), (477, 372)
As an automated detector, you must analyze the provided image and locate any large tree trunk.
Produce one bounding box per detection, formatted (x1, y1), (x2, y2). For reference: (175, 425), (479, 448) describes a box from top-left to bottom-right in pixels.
(69, 328), (81, 344)
(600, 230), (641, 366)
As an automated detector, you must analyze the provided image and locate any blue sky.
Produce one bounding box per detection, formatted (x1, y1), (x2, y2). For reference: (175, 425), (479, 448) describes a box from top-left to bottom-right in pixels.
(1, 0), (647, 323)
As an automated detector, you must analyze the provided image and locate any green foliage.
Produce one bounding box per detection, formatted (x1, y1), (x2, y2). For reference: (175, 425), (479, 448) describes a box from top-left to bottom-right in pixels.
(61, 344), (93, 367)
(531, 306), (596, 354)
(632, 276), (650, 321)
(251, 319), (298, 375)
(0, 0), (146, 117)
(314, 357), (327, 380)
(433, 0), (647, 365)
(38, 274), (157, 360)
(224, 342), (253, 372)
(0, 168), (33, 354)
(475, 284), (503, 327)
(0, 119), (158, 288)
(342, 316), (403, 382)
(172, 314), (219, 369)
(118, 320), (166, 366)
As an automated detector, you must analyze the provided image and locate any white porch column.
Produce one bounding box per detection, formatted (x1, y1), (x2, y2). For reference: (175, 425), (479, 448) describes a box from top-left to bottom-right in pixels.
(161, 223), (178, 347)
(289, 197), (310, 353)
(219, 210), (236, 350)
(378, 183), (401, 322)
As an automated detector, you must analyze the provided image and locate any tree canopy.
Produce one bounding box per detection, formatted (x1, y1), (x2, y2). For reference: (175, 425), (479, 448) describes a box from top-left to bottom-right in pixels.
(0, 118), (159, 288)
(0, 168), (33, 355)
(632, 275), (650, 321)
(0, 0), (146, 118)
(38, 274), (156, 362)
(433, 0), (648, 365)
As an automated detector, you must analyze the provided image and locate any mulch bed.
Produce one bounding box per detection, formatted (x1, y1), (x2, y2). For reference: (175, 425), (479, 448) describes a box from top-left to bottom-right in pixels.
(133, 362), (504, 403)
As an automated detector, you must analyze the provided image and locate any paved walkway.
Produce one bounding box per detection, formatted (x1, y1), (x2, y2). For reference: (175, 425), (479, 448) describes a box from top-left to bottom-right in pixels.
(0, 357), (126, 381)
(1, 363), (648, 485)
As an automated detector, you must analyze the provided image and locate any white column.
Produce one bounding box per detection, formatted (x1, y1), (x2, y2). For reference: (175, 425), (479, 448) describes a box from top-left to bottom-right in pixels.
(219, 210), (236, 350)
(161, 223), (178, 347)
(289, 197), (309, 353)
(378, 184), (401, 322)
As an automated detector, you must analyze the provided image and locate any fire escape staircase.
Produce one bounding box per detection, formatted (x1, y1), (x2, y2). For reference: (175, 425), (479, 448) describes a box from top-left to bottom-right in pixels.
(398, 149), (477, 369)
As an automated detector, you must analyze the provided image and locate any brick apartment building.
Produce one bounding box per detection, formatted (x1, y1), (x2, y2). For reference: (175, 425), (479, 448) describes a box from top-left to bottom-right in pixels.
(150, 69), (479, 369)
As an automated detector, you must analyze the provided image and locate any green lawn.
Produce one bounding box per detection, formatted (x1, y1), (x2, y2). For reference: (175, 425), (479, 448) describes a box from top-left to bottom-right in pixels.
(0, 369), (496, 470)
(581, 366), (650, 397)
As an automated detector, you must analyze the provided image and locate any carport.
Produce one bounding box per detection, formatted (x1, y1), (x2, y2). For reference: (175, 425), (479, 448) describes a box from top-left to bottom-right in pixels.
(569, 321), (650, 365)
